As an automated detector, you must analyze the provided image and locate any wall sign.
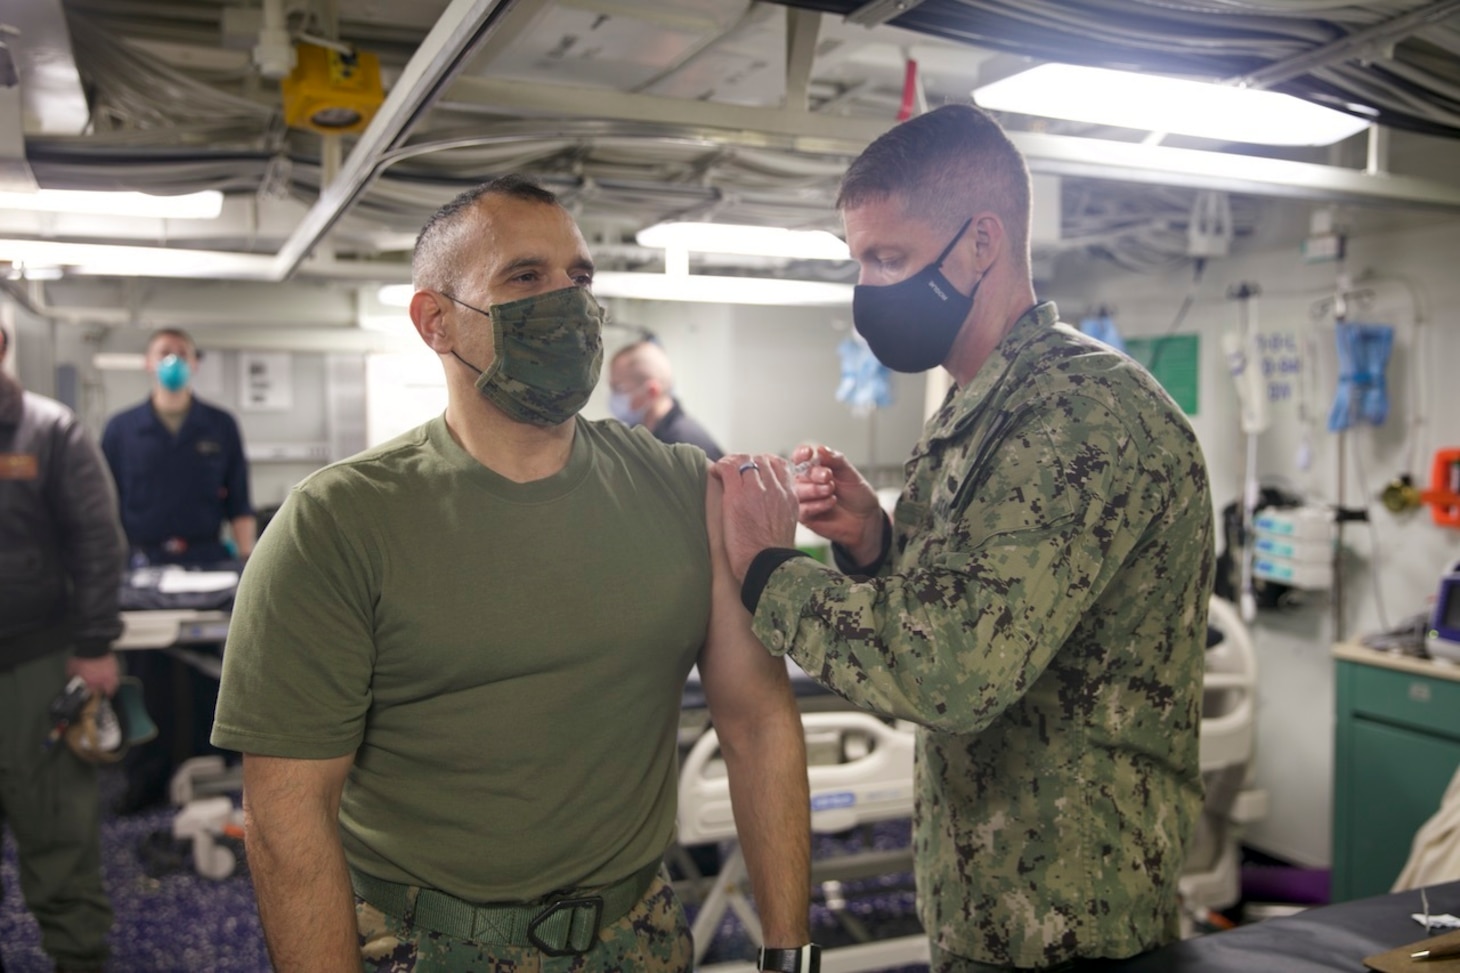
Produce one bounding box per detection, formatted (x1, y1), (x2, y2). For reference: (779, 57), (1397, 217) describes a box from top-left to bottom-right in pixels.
(239, 352), (294, 412)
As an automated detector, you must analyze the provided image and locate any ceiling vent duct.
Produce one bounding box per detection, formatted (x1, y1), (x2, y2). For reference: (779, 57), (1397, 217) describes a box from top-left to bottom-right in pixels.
(0, 33), (32, 192)
(0, 0), (91, 190)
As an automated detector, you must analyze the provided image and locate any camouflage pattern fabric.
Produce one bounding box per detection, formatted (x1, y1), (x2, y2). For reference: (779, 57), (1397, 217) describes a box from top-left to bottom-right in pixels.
(357, 870), (692, 972)
(473, 285), (605, 427)
(753, 302), (1214, 968)
(929, 940), (1120, 972)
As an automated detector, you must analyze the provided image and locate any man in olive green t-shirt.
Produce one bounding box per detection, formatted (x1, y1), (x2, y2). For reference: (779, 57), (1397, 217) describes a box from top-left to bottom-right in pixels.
(212, 176), (813, 973)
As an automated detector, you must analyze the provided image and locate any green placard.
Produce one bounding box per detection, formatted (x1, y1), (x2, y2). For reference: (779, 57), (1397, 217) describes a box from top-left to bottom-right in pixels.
(1125, 334), (1199, 416)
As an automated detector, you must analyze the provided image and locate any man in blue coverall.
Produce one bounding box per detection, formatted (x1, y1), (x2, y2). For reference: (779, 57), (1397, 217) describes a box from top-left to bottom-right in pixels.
(102, 328), (255, 565)
(101, 327), (256, 812)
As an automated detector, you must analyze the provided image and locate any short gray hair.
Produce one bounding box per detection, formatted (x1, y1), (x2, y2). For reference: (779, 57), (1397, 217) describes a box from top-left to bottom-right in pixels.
(412, 175), (561, 293)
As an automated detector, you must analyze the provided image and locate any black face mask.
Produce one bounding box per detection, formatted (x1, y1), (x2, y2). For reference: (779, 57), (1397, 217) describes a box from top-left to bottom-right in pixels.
(852, 216), (979, 373)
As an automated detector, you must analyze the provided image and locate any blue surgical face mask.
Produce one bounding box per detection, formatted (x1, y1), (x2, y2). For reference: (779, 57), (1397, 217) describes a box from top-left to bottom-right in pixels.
(851, 216), (979, 373)
(609, 388), (647, 426)
(156, 354), (191, 392)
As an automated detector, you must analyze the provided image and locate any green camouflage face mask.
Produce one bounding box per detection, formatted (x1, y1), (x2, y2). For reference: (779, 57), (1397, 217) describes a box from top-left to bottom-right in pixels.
(445, 286), (605, 427)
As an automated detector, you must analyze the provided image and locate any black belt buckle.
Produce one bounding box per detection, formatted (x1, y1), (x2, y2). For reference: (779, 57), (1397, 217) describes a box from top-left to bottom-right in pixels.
(526, 895), (603, 956)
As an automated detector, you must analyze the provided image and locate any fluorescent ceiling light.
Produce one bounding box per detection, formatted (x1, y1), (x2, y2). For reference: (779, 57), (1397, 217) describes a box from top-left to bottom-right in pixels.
(636, 222), (851, 261)
(0, 239), (271, 278)
(975, 64), (1372, 147)
(4, 263), (64, 281)
(93, 353), (147, 371)
(593, 272), (852, 305)
(0, 189), (224, 219)
(380, 276), (851, 306)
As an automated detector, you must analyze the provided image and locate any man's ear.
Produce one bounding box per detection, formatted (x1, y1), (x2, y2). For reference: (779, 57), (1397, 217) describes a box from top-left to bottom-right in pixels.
(971, 212), (1006, 270)
(409, 290), (451, 353)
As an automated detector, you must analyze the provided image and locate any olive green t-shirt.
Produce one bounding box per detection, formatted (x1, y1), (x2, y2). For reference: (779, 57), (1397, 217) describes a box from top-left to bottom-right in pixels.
(212, 415), (710, 901)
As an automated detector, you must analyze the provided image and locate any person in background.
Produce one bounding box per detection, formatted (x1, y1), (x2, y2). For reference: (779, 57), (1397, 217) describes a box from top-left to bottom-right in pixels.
(716, 103), (1215, 971)
(212, 175), (813, 973)
(101, 326), (255, 813)
(608, 338), (725, 460)
(0, 325), (126, 973)
(611, 333), (729, 888)
(101, 327), (255, 565)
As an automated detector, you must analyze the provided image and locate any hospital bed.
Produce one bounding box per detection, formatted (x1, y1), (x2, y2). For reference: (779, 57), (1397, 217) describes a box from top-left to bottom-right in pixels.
(678, 707), (925, 973)
(1180, 596), (1268, 930)
(677, 658), (927, 973)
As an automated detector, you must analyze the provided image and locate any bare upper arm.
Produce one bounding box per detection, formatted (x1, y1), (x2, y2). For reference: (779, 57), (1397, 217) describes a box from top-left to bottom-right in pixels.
(698, 471), (793, 725)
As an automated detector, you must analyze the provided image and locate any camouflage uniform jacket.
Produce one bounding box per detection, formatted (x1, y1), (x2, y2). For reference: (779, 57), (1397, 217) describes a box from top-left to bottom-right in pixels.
(753, 302), (1214, 967)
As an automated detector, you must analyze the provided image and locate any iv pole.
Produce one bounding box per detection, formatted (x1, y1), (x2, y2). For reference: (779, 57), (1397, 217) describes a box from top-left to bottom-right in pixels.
(1225, 282), (1267, 623)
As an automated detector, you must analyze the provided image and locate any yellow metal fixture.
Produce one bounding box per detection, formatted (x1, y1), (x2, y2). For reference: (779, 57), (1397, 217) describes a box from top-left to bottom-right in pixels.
(281, 43), (384, 136)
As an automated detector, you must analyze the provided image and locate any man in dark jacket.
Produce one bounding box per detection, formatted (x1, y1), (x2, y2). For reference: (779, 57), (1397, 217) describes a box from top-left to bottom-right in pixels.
(608, 339), (725, 460)
(0, 325), (126, 973)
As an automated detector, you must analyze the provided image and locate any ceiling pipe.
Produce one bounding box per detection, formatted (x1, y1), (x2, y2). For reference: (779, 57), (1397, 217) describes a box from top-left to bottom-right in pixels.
(7, 109), (1459, 294)
(847, 0), (930, 29)
(0, 35), (35, 193)
(784, 7), (821, 112)
(1233, 0), (1460, 91)
(253, 0), (295, 79)
(435, 82), (1460, 211)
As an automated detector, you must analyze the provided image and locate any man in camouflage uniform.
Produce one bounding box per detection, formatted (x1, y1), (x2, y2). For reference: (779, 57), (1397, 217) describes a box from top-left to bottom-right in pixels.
(715, 104), (1214, 971)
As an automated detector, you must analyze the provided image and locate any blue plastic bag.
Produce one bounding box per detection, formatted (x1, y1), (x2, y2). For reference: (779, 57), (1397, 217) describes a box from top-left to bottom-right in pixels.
(1327, 322), (1393, 431)
(1079, 313), (1126, 352)
(835, 334), (891, 416)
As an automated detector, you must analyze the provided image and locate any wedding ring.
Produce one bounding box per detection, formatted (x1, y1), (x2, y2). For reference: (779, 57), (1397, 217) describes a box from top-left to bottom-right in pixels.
(737, 461), (760, 475)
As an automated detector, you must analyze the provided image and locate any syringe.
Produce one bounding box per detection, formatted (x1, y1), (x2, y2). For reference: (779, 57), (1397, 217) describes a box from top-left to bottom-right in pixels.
(791, 458), (818, 478)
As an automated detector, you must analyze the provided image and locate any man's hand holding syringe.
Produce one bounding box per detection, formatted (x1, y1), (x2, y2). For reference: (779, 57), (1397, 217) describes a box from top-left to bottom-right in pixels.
(714, 442), (889, 583)
(789, 444), (887, 569)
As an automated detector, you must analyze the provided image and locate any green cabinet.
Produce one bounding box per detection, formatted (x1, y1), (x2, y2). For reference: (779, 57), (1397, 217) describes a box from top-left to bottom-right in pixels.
(1332, 645), (1460, 901)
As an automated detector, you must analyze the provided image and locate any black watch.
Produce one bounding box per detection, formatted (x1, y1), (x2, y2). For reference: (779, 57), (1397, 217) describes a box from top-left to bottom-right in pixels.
(758, 944), (821, 973)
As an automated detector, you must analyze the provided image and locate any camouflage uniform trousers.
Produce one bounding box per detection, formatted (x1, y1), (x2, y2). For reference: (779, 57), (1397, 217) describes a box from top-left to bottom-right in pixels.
(357, 869), (692, 973)
(929, 941), (1128, 973)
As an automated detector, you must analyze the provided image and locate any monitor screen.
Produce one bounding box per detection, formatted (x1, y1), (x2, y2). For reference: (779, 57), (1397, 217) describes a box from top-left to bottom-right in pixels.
(1430, 571), (1460, 663)
(1443, 576), (1460, 633)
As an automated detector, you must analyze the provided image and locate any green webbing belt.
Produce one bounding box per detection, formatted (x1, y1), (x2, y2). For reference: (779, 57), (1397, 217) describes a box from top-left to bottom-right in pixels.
(350, 859), (660, 956)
